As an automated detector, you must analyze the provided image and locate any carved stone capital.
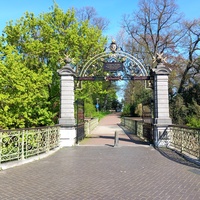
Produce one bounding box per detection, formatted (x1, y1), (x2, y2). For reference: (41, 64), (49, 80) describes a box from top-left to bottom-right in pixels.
(57, 65), (76, 77)
(152, 64), (171, 75)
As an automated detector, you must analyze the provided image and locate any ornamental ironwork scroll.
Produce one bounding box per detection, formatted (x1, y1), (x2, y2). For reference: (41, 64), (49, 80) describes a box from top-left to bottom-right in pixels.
(0, 126), (60, 163)
(167, 125), (200, 160)
(75, 40), (151, 88)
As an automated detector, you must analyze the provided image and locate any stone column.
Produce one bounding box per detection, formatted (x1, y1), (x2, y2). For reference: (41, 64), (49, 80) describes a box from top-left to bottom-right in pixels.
(152, 62), (172, 147)
(57, 61), (76, 147)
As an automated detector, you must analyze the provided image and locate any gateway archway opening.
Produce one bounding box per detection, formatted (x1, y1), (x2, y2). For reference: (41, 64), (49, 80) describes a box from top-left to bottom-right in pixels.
(57, 40), (172, 147)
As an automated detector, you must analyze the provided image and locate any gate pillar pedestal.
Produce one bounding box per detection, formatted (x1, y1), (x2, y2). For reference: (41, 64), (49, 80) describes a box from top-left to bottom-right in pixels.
(59, 127), (76, 147)
(153, 123), (171, 147)
(57, 60), (76, 147)
(152, 62), (172, 147)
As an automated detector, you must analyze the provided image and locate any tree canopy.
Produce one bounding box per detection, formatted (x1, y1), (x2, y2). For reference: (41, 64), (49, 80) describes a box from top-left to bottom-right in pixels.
(121, 0), (200, 126)
(1, 0), (199, 128)
(0, 4), (116, 129)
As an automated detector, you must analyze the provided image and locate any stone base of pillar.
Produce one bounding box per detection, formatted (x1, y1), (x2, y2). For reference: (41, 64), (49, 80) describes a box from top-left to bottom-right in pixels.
(59, 127), (76, 147)
(154, 118), (172, 124)
(153, 124), (171, 147)
(59, 118), (75, 127)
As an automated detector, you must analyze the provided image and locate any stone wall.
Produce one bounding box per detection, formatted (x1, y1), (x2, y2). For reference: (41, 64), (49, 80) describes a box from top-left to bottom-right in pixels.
(121, 117), (146, 140)
(84, 118), (99, 135)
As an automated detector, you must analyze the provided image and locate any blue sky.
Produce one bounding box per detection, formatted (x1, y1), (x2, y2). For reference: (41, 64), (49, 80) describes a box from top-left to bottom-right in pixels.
(1, 0), (200, 39)
(1, 0), (200, 101)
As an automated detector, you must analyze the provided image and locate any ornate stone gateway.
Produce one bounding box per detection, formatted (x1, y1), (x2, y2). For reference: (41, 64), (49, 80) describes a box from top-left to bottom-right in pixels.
(57, 40), (172, 147)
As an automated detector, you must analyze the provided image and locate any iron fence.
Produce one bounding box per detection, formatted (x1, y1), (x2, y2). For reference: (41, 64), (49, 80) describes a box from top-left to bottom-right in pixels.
(167, 125), (200, 160)
(0, 126), (60, 163)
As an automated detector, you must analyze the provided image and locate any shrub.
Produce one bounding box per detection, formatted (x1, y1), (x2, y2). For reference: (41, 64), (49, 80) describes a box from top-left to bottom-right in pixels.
(186, 116), (200, 128)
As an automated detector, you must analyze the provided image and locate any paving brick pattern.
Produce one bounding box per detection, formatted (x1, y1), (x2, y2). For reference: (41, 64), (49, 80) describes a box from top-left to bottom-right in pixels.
(0, 113), (200, 200)
(0, 146), (200, 200)
(80, 113), (140, 147)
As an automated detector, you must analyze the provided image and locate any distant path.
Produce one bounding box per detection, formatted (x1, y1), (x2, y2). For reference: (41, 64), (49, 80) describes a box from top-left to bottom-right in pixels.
(80, 113), (143, 146)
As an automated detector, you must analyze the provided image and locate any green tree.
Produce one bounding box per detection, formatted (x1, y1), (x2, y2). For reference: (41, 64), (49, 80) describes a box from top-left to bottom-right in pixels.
(122, 81), (152, 116)
(0, 44), (53, 128)
(0, 4), (107, 128)
(75, 80), (118, 117)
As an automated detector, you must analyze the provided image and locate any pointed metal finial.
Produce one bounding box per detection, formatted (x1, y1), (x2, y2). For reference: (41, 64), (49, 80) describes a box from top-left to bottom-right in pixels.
(63, 53), (72, 64)
(153, 53), (167, 64)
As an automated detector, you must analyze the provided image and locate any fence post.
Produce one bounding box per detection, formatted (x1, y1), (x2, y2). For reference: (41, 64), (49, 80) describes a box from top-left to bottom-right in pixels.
(57, 59), (76, 147)
(21, 130), (25, 160)
(47, 127), (50, 152)
(37, 129), (40, 155)
(0, 132), (2, 164)
(180, 128), (183, 154)
(198, 131), (200, 161)
(152, 60), (172, 147)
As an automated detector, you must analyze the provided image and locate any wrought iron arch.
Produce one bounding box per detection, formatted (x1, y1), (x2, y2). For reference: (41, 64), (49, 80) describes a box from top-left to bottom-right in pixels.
(78, 40), (150, 79)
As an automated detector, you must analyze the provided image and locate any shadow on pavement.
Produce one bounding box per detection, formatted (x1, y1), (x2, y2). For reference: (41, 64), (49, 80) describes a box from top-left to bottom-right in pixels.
(119, 124), (200, 168)
(119, 125), (150, 146)
(99, 135), (134, 143)
(157, 147), (200, 169)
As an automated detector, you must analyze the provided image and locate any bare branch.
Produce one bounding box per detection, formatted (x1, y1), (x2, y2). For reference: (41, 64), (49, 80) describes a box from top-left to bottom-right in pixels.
(75, 6), (109, 31)
(121, 0), (184, 66)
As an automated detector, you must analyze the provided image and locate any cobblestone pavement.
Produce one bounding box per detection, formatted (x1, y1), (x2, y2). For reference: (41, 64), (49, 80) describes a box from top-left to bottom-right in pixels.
(0, 114), (200, 200)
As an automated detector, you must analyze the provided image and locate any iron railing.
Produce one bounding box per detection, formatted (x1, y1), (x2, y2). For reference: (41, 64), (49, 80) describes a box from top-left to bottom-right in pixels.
(121, 117), (200, 160)
(0, 126), (60, 163)
(167, 125), (200, 160)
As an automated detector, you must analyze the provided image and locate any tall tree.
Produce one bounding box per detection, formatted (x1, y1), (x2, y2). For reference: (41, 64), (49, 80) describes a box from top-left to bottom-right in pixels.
(176, 19), (200, 94)
(0, 4), (107, 128)
(120, 0), (184, 116)
(170, 20), (200, 125)
(122, 0), (183, 67)
(121, 0), (200, 125)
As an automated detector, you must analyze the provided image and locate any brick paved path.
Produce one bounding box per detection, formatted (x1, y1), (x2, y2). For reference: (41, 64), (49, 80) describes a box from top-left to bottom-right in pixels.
(0, 113), (200, 200)
(80, 113), (144, 146)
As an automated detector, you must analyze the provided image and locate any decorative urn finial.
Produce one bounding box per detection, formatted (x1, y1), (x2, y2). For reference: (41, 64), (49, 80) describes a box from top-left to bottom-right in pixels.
(109, 39), (117, 52)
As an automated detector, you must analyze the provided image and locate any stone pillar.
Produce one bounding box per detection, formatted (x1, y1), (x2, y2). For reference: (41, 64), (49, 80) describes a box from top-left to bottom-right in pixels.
(57, 61), (76, 147)
(152, 62), (172, 147)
